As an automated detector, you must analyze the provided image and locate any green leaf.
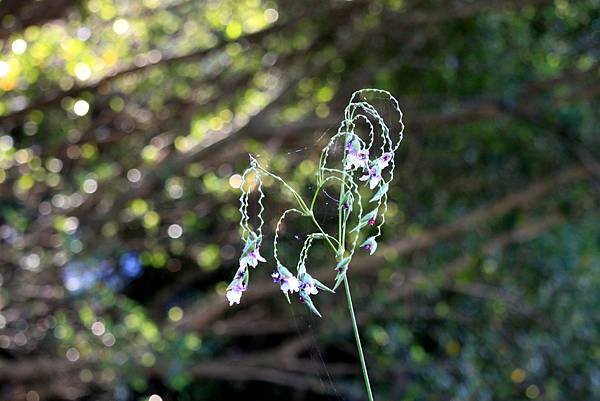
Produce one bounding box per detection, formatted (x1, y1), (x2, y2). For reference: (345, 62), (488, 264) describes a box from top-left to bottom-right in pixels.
(350, 209), (378, 233)
(277, 263), (293, 277)
(333, 271), (346, 291)
(333, 257), (351, 290)
(241, 233), (261, 256)
(370, 182), (389, 203)
(301, 294), (322, 317)
(336, 257), (350, 271)
(297, 263), (307, 276)
(314, 279), (335, 293)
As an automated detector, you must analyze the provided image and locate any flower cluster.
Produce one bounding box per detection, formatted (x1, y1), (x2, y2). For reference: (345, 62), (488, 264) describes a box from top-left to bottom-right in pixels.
(343, 147), (394, 254)
(226, 88), (404, 316)
(226, 231), (266, 305)
(359, 152), (392, 189)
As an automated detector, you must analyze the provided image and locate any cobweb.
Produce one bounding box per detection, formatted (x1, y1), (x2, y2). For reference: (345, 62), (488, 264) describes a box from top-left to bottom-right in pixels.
(249, 126), (347, 399)
(289, 301), (344, 400)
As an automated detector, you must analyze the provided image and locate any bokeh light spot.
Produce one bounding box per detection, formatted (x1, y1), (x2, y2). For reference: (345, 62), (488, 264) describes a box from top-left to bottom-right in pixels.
(526, 385), (540, 399)
(167, 224), (183, 239)
(120, 252), (142, 278)
(0, 61), (9, 77)
(229, 174), (242, 188)
(73, 100), (90, 116)
(113, 18), (130, 35)
(0, 135), (14, 150)
(79, 369), (94, 382)
(127, 168), (142, 183)
(83, 178), (98, 194)
(168, 306), (183, 322)
(511, 368), (526, 383)
(66, 347), (80, 362)
(264, 8), (279, 23)
(75, 63), (92, 81)
(12, 39), (27, 54)
(102, 333), (116, 347)
(225, 22), (242, 39)
(91, 321), (105, 336)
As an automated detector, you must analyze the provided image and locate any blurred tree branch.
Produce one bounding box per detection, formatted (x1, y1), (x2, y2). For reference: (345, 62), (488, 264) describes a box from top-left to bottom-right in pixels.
(0, 0), (79, 40)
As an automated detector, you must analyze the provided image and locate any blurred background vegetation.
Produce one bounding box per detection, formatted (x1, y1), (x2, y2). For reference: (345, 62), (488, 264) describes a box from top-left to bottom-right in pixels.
(0, 0), (599, 400)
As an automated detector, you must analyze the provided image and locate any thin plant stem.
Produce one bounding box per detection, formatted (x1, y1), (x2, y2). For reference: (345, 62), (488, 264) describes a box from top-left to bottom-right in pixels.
(309, 211), (338, 251)
(344, 276), (375, 401)
(339, 131), (375, 401)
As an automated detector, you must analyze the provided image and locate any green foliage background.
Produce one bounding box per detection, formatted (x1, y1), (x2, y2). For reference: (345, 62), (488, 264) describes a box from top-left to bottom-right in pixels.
(0, 0), (598, 400)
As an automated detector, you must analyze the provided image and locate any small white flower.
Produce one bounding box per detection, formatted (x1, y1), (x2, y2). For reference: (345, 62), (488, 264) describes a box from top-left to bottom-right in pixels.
(345, 149), (369, 170)
(376, 152), (392, 169)
(344, 139), (369, 170)
(226, 281), (246, 306)
(360, 166), (382, 189)
(273, 264), (301, 294)
(281, 276), (300, 294)
(304, 281), (318, 295)
(239, 247), (266, 269)
(299, 274), (319, 295)
(361, 237), (378, 255)
(226, 288), (243, 305)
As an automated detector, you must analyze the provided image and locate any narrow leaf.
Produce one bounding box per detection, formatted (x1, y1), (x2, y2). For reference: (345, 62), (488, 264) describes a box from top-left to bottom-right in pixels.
(370, 182), (389, 203)
(336, 257), (350, 271)
(302, 296), (322, 318)
(350, 209), (378, 233)
(333, 270), (347, 291)
(314, 279), (335, 293)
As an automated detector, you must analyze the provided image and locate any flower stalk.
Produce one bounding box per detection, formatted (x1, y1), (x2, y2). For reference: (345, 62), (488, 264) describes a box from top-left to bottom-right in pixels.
(344, 275), (374, 401)
(340, 127), (375, 401)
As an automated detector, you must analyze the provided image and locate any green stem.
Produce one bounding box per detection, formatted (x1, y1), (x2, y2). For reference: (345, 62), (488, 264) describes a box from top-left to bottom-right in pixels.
(252, 162), (310, 213)
(344, 276), (374, 401)
(338, 129), (374, 401)
(309, 211), (338, 251)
